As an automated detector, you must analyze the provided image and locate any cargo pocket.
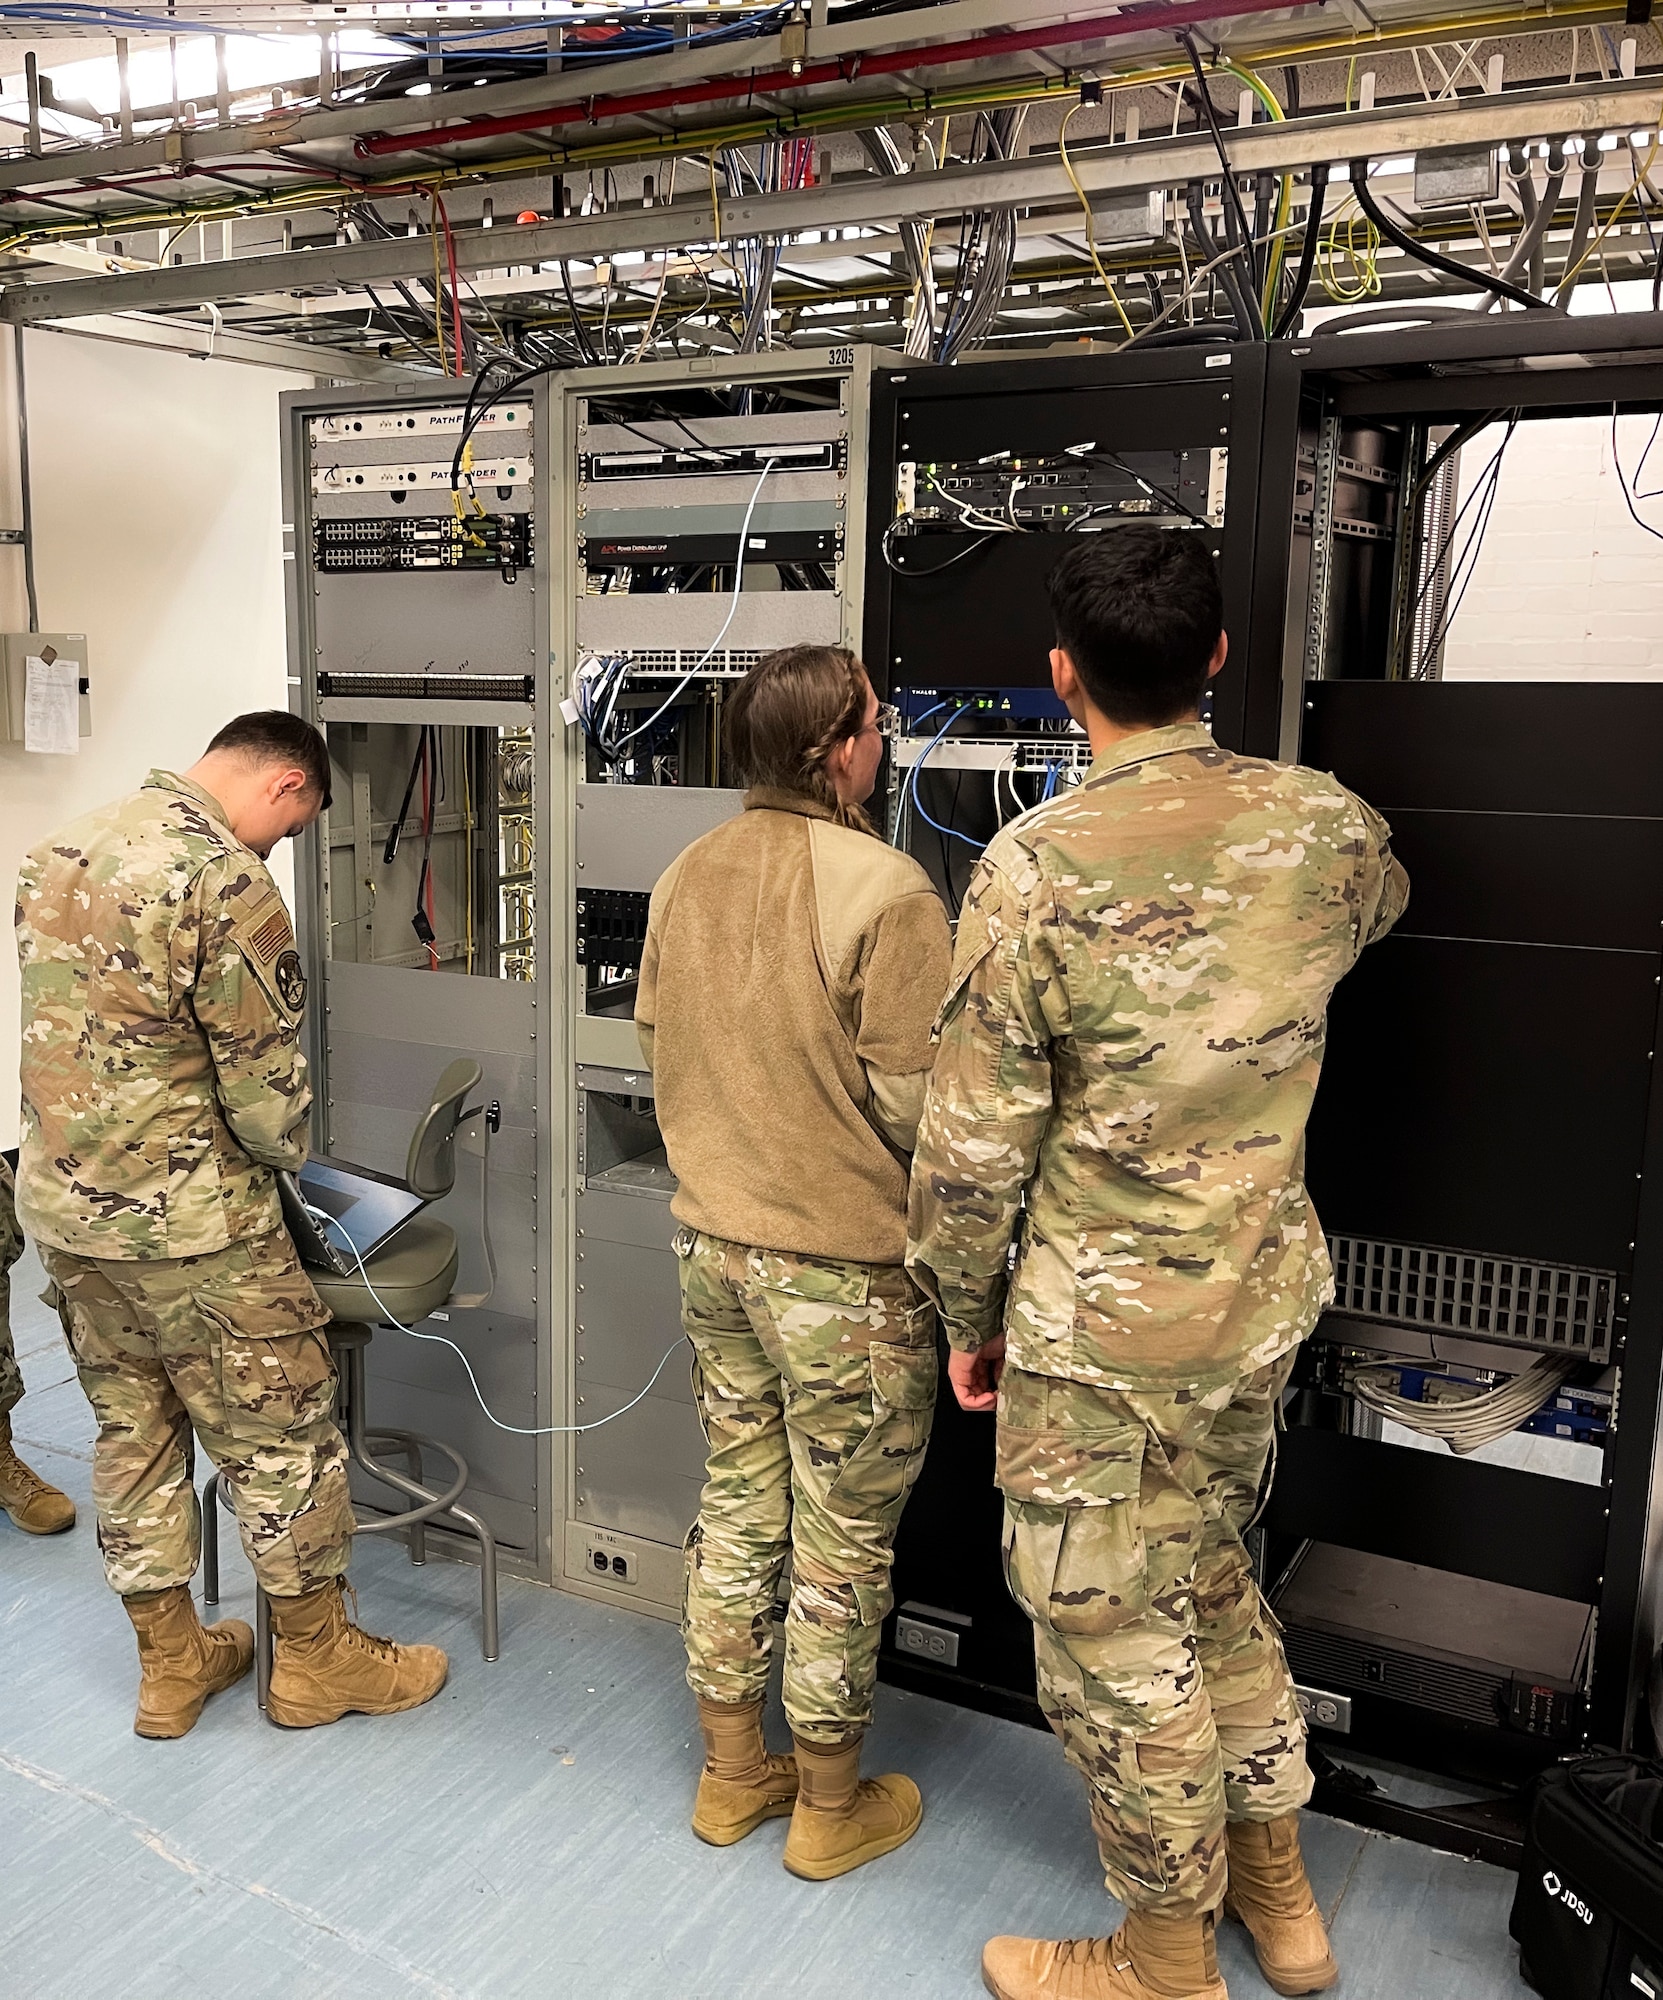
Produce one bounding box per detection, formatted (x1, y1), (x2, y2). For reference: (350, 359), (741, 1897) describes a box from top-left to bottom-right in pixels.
(195, 1292), (335, 1448)
(820, 1356), (932, 1527)
(998, 1374), (1147, 1641)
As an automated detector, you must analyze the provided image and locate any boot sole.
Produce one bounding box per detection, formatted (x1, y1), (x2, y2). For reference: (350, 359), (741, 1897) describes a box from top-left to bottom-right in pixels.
(134, 1655), (254, 1738)
(691, 1797), (797, 1847)
(3, 1508), (76, 1535)
(1222, 1899), (1339, 1995)
(781, 1804), (923, 1881)
(266, 1668), (449, 1729)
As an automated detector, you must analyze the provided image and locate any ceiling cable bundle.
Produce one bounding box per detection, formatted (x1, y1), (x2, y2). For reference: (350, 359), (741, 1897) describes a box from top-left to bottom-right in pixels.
(1350, 1352), (1581, 1455)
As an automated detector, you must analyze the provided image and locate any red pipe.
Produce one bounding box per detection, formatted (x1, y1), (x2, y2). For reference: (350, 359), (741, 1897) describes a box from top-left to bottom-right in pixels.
(357, 0), (1318, 159)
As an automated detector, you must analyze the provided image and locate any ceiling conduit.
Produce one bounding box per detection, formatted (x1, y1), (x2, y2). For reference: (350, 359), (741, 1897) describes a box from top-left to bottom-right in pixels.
(356, 0), (1316, 158)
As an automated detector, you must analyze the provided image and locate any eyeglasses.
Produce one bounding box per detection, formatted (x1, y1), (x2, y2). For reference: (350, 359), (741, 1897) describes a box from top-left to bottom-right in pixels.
(861, 702), (901, 739)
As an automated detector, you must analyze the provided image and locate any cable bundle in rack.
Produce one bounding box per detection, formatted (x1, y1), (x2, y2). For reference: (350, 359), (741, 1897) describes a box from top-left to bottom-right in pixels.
(1349, 1351), (1580, 1455)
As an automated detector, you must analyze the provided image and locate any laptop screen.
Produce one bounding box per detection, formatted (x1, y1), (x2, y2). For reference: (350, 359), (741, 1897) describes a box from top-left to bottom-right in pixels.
(296, 1158), (425, 1263)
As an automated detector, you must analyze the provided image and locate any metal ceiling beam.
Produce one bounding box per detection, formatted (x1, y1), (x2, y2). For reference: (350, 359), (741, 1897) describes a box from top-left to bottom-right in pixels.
(34, 309), (427, 379)
(0, 0), (1097, 194)
(3, 73), (1654, 322)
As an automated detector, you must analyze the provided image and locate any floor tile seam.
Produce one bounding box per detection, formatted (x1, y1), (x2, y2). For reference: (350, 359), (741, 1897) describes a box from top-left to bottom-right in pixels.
(1323, 1826), (1375, 1931)
(0, 1746), (463, 1998)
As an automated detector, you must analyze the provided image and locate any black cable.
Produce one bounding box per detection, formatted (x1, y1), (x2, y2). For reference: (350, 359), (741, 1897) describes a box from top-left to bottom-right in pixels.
(1272, 162), (1329, 338)
(1348, 161), (1557, 312)
(1611, 406), (1663, 544)
(1632, 412), (1663, 499)
(1180, 34), (1262, 306)
(1186, 181), (1260, 344)
(560, 259), (602, 364)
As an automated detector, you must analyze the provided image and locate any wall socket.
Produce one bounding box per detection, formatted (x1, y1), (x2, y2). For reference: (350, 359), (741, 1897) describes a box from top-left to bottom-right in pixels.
(584, 1536), (637, 1587)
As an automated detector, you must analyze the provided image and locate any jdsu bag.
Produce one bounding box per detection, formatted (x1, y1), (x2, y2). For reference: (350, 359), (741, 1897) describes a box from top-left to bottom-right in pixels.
(1510, 1755), (1663, 2000)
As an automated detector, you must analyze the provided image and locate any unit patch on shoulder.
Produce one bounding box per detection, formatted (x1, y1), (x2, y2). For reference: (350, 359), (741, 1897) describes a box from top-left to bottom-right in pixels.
(248, 909), (293, 966)
(274, 950), (307, 1012)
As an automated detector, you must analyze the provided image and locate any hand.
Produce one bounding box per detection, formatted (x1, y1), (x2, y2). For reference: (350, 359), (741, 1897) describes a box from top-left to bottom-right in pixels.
(947, 1333), (1006, 1413)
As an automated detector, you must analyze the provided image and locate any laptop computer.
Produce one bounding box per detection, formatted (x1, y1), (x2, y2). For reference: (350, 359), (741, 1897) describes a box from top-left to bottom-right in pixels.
(279, 1155), (427, 1278)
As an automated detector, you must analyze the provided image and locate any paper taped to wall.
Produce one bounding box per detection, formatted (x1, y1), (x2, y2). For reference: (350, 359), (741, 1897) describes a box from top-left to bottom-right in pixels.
(25, 652), (78, 755)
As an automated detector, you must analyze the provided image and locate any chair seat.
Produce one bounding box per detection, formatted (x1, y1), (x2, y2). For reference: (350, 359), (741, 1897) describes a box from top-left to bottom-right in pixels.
(311, 1215), (459, 1326)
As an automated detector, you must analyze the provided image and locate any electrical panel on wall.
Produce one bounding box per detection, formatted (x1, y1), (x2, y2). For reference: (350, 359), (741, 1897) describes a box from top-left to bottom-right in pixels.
(553, 350), (884, 1618)
(283, 383), (548, 1572)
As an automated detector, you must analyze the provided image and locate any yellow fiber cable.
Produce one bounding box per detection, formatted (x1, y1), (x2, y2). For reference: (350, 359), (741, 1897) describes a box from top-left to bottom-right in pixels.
(1215, 60), (1293, 327)
(1058, 99), (1136, 341)
(1560, 112), (1663, 290)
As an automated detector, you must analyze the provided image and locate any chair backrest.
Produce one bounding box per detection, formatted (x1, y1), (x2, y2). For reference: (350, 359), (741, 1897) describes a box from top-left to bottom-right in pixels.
(405, 1059), (484, 1200)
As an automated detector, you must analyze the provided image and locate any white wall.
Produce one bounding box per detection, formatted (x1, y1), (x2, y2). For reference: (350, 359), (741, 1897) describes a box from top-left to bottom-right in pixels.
(1442, 410), (1663, 681)
(0, 329), (311, 1146)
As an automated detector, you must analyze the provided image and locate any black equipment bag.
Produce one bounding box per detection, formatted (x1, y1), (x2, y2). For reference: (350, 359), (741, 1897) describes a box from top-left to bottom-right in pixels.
(1510, 1755), (1663, 2000)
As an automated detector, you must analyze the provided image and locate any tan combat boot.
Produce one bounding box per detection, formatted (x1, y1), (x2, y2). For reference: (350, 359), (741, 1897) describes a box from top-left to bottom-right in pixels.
(982, 1906), (1228, 2000)
(124, 1585), (254, 1739)
(0, 1417), (75, 1534)
(780, 1732), (922, 1880)
(266, 1579), (448, 1728)
(690, 1695), (799, 1846)
(1222, 1815), (1337, 1995)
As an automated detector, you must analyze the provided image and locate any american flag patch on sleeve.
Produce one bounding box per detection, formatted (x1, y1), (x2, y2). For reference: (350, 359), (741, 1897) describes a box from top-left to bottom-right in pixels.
(247, 910), (292, 965)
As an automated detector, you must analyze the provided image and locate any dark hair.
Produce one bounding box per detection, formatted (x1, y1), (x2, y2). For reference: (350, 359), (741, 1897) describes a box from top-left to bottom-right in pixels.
(1046, 529), (1223, 729)
(722, 645), (877, 834)
(205, 711), (332, 810)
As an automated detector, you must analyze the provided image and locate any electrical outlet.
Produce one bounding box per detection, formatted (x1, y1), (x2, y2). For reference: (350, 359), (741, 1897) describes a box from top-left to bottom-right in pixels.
(584, 1536), (637, 1587)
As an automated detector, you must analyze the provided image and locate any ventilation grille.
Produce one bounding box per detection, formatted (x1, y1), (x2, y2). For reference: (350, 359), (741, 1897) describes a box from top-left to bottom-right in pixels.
(1327, 1235), (1618, 1364)
(318, 672), (535, 704)
(1283, 1626), (1508, 1731)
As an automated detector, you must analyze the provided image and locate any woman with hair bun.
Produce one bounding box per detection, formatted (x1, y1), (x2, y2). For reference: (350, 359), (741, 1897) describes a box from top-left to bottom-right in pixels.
(636, 643), (951, 1881)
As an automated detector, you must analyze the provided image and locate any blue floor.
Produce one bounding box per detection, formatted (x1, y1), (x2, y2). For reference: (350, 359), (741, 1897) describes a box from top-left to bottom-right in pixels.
(1, 1246), (1531, 1999)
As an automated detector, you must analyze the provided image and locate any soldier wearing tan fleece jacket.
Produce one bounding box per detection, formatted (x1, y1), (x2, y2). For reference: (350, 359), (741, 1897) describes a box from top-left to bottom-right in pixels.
(635, 643), (952, 1883)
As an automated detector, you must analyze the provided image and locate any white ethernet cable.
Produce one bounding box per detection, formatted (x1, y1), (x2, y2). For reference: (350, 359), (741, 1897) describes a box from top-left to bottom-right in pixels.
(305, 1203), (686, 1440)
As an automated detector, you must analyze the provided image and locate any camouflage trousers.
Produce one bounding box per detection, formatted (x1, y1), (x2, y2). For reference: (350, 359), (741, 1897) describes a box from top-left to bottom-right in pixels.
(999, 1351), (1309, 1915)
(0, 1321), (21, 1423)
(676, 1229), (937, 1747)
(41, 1228), (354, 1598)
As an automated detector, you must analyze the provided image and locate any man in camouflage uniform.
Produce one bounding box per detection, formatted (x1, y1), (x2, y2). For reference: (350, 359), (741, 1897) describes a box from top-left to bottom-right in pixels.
(909, 531), (1407, 2000)
(0, 1151), (77, 1535)
(16, 711), (446, 1737)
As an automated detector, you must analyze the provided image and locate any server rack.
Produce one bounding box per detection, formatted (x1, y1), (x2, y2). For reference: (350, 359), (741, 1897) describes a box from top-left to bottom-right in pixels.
(281, 377), (554, 1578)
(1244, 314), (1663, 1860)
(860, 342), (1278, 1716)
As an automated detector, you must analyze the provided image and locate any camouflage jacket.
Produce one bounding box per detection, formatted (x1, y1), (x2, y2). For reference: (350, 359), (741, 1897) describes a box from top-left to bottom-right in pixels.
(14, 770), (313, 1261)
(907, 723), (1408, 1393)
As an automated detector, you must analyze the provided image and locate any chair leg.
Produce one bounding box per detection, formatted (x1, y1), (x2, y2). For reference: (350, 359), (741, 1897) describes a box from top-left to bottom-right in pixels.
(436, 1499), (499, 1663)
(201, 1471), (221, 1606)
(256, 1586), (272, 1713)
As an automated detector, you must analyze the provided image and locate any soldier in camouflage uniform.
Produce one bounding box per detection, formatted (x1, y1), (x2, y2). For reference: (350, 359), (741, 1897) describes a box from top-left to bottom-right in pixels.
(637, 646), (952, 1879)
(0, 1151), (77, 1535)
(908, 531), (1407, 2000)
(15, 711), (447, 1737)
